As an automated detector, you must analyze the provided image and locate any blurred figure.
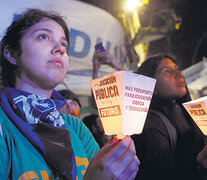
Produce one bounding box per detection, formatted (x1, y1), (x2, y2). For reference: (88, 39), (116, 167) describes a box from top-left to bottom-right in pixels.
(83, 114), (111, 148)
(58, 89), (81, 118)
(132, 55), (205, 180)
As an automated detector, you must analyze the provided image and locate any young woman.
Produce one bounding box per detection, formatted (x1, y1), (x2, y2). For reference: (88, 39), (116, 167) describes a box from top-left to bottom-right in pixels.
(132, 55), (206, 180)
(0, 8), (139, 180)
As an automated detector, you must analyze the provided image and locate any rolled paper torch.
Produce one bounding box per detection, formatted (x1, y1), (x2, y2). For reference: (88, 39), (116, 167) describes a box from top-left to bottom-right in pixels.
(91, 70), (156, 137)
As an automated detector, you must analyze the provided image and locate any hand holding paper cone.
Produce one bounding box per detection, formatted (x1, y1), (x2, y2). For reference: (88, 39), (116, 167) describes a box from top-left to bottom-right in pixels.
(83, 136), (140, 180)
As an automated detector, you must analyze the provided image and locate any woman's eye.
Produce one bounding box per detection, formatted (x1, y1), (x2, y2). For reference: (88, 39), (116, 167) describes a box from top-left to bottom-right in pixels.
(164, 68), (172, 74)
(38, 34), (48, 40)
(61, 42), (68, 49)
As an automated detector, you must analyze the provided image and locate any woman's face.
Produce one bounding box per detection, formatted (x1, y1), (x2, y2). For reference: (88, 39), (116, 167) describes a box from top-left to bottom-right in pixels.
(15, 18), (69, 90)
(154, 58), (187, 99)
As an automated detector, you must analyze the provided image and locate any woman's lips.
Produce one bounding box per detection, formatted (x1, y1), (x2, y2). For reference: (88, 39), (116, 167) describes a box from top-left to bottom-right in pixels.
(50, 59), (63, 67)
(177, 82), (186, 87)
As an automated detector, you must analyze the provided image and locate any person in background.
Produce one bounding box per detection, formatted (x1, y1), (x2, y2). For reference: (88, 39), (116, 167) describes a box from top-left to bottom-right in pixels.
(58, 89), (81, 118)
(0, 8), (140, 180)
(132, 54), (205, 180)
(83, 114), (110, 148)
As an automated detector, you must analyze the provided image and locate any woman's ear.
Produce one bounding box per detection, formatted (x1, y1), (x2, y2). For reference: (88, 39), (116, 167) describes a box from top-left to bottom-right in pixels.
(3, 46), (17, 65)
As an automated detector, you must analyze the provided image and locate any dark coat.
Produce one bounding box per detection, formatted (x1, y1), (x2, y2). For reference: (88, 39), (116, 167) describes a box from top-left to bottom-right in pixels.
(132, 95), (205, 180)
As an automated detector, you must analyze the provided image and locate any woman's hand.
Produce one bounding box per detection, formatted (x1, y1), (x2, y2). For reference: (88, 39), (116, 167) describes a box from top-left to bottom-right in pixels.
(92, 50), (123, 79)
(83, 136), (140, 180)
(196, 145), (207, 179)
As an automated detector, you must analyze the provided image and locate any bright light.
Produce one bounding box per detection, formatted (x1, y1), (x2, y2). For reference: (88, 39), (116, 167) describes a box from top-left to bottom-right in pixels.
(126, 0), (142, 11)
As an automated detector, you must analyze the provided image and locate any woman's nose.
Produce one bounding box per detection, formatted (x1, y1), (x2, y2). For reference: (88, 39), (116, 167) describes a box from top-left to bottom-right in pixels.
(174, 69), (183, 79)
(51, 42), (65, 55)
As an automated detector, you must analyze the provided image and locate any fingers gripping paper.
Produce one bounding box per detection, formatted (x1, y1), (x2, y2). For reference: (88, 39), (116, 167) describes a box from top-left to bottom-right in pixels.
(91, 71), (156, 137)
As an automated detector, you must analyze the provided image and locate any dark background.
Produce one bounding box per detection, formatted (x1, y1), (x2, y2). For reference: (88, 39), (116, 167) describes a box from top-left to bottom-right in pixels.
(79, 0), (207, 69)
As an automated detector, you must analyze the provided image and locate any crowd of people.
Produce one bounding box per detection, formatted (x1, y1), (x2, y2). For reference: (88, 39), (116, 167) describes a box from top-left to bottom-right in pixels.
(0, 7), (207, 180)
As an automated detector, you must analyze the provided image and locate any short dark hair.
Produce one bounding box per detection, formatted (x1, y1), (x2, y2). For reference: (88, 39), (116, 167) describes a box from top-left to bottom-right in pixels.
(58, 89), (81, 108)
(0, 8), (70, 88)
(138, 54), (191, 103)
(82, 114), (98, 131)
(137, 54), (176, 78)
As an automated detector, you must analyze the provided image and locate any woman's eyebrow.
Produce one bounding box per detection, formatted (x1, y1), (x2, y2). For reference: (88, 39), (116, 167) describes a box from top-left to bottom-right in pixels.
(33, 28), (52, 34)
(32, 28), (67, 41)
(159, 64), (179, 72)
(159, 66), (171, 71)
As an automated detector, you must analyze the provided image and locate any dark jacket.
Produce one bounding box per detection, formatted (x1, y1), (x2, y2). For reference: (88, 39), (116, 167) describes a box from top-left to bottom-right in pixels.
(132, 95), (205, 180)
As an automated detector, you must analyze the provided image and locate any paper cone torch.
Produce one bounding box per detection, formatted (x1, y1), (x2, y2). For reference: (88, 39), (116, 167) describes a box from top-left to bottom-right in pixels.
(183, 96), (207, 135)
(91, 70), (156, 137)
